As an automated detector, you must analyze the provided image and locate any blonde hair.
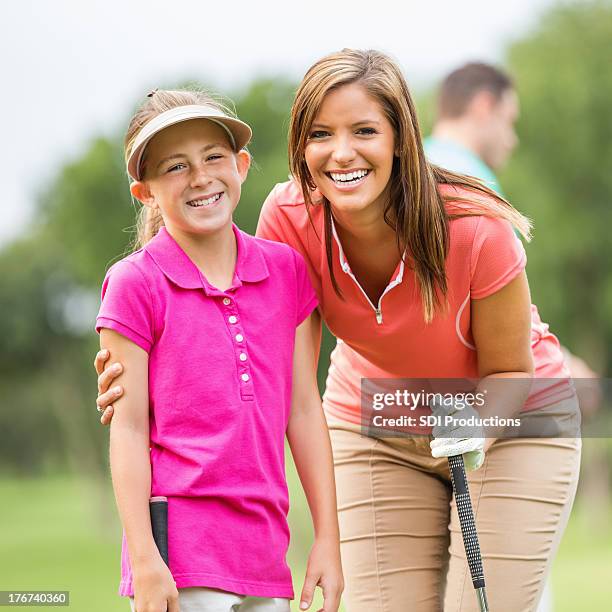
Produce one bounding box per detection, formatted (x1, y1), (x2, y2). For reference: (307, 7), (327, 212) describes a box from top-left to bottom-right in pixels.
(124, 89), (239, 250)
(289, 48), (531, 323)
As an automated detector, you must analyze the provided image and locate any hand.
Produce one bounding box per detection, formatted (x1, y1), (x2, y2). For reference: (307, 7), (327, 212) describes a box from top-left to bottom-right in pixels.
(429, 396), (486, 471)
(299, 536), (344, 612)
(94, 348), (124, 425)
(132, 555), (179, 612)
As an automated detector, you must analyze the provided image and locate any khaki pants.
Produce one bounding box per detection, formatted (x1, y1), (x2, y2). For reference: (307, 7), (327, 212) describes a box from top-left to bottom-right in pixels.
(129, 588), (290, 612)
(328, 399), (581, 612)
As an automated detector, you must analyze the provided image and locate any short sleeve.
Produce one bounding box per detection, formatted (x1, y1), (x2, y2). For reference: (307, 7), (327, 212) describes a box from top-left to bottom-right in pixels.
(256, 184), (291, 244)
(96, 260), (155, 352)
(292, 249), (318, 326)
(470, 215), (527, 299)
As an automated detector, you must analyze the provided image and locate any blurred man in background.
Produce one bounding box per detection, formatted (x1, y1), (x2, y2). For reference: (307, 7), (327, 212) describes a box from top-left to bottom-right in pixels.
(424, 62), (601, 612)
(424, 61), (599, 414)
(425, 62), (515, 196)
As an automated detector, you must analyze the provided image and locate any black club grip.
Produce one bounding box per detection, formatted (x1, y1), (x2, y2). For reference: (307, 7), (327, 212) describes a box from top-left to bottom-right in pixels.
(447, 455), (485, 590)
(149, 496), (169, 566)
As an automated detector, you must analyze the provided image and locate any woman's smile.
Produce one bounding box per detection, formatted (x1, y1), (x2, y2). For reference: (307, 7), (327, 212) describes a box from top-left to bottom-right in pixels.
(325, 169), (371, 191)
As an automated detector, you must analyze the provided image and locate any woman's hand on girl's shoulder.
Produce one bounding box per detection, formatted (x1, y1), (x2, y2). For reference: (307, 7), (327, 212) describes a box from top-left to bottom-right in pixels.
(132, 555), (180, 612)
(93, 348), (124, 425)
(299, 535), (344, 612)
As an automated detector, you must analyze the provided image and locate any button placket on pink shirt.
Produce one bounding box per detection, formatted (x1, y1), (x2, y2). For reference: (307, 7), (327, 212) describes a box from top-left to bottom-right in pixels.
(224, 299), (254, 401)
(200, 275), (255, 402)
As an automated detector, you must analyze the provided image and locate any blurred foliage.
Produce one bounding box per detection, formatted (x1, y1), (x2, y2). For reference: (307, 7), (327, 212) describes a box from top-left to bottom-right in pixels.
(502, 0), (612, 373)
(41, 138), (134, 286)
(0, 1), (610, 489)
(232, 77), (296, 234)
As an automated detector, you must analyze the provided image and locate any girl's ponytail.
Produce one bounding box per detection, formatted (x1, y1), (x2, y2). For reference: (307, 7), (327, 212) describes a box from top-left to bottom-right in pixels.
(134, 205), (165, 251)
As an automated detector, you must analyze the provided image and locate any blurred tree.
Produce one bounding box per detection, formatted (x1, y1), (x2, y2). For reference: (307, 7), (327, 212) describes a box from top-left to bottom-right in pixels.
(502, 0), (612, 373)
(42, 137), (135, 286)
(233, 77), (295, 233)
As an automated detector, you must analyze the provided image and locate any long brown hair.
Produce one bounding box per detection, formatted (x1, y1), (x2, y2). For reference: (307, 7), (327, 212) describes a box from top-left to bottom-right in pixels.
(288, 48), (531, 323)
(124, 89), (238, 250)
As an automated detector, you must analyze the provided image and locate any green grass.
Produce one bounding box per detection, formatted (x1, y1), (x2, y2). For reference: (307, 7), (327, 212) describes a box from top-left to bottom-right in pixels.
(1, 476), (118, 611)
(549, 501), (612, 611)
(1, 472), (609, 611)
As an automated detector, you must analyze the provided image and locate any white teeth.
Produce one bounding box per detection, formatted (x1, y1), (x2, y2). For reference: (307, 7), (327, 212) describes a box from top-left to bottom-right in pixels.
(330, 170), (368, 183)
(187, 193), (222, 207)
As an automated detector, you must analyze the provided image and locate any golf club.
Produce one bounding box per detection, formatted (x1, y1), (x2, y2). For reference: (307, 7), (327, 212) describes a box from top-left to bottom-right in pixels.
(447, 454), (489, 612)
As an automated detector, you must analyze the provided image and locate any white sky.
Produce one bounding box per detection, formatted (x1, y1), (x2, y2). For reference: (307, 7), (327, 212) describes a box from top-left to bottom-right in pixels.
(1, 0), (558, 245)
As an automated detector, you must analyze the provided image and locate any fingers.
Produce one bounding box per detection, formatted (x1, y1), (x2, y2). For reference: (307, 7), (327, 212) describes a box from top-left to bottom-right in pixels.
(97, 363), (123, 394)
(430, 437), (484, 458)
(95, 359), (122, 426)
(97, 385), (123, 409)
(464, 450), (485, 471)
(167, 589), (180, 612)
(299, 572), (319, 610)
(93, 349), (110, 375)
(431, 437), (462, 458)
(321, 581), (343, 612)
(99, 405), (114, 426)
(430, 437), (447, 458)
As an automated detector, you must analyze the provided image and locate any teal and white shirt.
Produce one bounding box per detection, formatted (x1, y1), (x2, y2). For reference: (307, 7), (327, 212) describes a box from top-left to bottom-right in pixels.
(424, 136), (502, 196)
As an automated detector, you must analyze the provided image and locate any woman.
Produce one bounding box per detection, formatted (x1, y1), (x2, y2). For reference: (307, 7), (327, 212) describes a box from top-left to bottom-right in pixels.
(95, 49), (581, 611)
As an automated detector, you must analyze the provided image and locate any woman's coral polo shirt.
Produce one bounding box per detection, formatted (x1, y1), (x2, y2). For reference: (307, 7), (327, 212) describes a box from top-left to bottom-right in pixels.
(256, 180), (573, 426)
(96, 224), (317, 599)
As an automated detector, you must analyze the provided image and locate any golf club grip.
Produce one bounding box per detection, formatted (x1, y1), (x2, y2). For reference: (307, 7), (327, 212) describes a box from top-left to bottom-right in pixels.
(150, 497), (169, 566)
(447, 455), (485, 590)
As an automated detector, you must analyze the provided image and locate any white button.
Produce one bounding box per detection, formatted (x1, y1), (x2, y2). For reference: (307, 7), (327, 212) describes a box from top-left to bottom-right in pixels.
(239, 353), (247, 361)
(223, 298), (231, 305)
(241, 373), (250, 382)
(228, 315), (237, 324)
(235, 334), (244, 342)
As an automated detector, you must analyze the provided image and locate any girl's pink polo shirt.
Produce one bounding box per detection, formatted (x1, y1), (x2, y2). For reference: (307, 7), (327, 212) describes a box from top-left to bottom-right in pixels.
(96, 224), (317, 599)
(256, 180), (573, 427)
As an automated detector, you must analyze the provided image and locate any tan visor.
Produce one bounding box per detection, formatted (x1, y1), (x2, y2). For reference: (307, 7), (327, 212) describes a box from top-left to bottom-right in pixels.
(126, 104), (252, 181)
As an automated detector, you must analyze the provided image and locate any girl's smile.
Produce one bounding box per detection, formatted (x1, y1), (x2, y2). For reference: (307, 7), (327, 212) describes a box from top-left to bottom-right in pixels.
(185, 191), (224, 208)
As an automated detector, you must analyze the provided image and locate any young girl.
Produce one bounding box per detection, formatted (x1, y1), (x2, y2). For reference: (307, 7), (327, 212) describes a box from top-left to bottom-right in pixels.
(95, 89), (343, 612)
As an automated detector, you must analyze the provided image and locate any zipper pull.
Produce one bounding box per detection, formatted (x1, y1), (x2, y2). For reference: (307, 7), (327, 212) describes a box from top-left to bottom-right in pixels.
(375, 308), (383, 325)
